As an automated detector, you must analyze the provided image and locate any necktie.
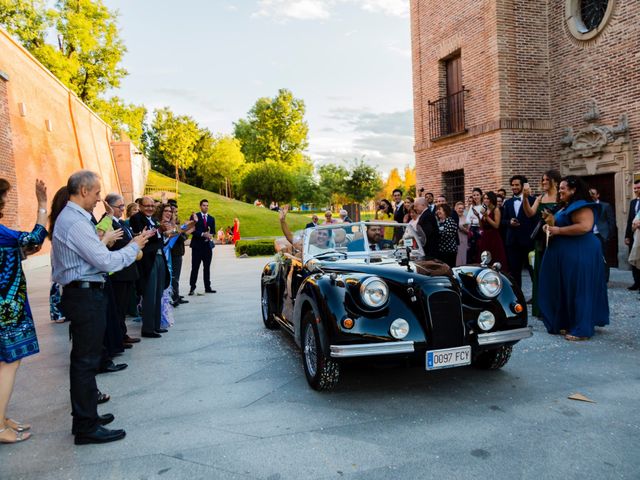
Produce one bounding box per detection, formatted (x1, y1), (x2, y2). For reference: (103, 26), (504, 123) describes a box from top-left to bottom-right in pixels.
(119, 220), (131, 239)
(203, 214), (207, 230)
(514, 197), (521, 202)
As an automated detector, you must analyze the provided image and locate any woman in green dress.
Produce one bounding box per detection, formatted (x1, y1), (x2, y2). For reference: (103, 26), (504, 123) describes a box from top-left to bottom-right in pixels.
(522, 170), (561, 317)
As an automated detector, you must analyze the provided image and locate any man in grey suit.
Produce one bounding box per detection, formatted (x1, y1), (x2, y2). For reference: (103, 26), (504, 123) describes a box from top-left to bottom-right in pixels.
(590, 187), (616, 282)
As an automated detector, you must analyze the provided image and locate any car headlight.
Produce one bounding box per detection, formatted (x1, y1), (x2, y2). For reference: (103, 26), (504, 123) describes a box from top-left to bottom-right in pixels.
(360, 277), (389, 308)
(476, 269), (502, 298)
(390, 318), (409, 339)
(477, 310), (496, 331)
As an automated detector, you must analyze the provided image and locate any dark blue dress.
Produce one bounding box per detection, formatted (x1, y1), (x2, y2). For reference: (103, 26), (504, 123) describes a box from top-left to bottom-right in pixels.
(0, 223), (47, 362)
(538, 201), (609, 338)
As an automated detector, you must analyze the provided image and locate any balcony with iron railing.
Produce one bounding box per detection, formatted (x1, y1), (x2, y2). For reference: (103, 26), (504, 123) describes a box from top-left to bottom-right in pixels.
(428, 88), (468, 141)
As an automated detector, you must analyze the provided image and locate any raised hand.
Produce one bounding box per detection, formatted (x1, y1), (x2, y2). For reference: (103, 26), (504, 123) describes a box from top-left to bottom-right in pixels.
(35, 179), (47, 206)
(102, 200), (114, 217)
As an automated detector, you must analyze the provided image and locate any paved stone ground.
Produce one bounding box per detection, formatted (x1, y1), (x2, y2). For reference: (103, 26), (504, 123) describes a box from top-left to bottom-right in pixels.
(1, 246), (639, 479)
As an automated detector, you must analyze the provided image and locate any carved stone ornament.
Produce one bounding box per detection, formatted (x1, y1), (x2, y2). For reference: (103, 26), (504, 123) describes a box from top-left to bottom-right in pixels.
(561, 101), (629, 158)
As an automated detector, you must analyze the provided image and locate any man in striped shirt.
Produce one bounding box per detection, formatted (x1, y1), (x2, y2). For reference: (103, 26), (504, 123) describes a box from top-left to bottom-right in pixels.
(52, 170), (153, 445)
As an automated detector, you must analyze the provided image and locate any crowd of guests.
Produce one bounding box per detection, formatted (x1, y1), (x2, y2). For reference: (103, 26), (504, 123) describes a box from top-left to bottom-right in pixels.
(0, 170), (220, 445)
(305, 173), (637, 344)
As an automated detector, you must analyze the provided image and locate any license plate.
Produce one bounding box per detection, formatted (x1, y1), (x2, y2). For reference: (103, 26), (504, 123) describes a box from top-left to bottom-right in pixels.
(426, 346), (471, 370)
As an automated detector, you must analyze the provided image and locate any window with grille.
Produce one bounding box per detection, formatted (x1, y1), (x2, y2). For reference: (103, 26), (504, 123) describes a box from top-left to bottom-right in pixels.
(443, 170), (465, 205)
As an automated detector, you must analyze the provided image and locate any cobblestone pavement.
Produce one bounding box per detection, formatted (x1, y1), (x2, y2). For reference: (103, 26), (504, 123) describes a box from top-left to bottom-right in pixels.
(1, 246), (638, 479)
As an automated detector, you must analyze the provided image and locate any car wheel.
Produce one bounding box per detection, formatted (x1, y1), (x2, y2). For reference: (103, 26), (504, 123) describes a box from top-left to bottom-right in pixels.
(472, 345), (513, 370)
(301, 311), (340, 391)
(261, 284), (279, 330)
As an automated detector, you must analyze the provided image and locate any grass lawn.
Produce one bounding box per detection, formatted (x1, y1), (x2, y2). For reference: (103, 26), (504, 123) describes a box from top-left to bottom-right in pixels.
(146, 170), (310, 238)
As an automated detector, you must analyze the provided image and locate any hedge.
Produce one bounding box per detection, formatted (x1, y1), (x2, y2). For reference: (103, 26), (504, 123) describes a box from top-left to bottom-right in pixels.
(235, 239), (276, 257)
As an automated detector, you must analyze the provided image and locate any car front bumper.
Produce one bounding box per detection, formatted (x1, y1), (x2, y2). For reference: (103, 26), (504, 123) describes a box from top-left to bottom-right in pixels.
(477, 326), (533, 346)
(330, 341), (415, 358)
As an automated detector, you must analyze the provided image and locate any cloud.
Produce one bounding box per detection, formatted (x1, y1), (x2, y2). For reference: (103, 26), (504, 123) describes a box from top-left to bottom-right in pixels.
(360, 0), (409, 18)
(328, 108), (413, 136)
(254, 0), (408, 21)
(153, 88), (225, 113)
(310, 108), (415, 173)
(254, 0), (331, 20)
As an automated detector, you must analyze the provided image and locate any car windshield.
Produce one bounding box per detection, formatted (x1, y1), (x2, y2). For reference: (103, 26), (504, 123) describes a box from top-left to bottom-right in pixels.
(301, 221), (425, 262)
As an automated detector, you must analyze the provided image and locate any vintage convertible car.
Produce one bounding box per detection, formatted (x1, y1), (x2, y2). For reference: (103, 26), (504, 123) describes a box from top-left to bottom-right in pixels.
(260, 221), (532, 390)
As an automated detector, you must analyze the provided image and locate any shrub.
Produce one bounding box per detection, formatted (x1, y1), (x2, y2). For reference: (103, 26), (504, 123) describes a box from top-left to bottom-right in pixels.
(235, 239), (276, 257)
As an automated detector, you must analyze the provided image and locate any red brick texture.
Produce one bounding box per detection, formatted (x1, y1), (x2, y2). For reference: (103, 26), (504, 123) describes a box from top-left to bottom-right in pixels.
(411, 0), (638, 200)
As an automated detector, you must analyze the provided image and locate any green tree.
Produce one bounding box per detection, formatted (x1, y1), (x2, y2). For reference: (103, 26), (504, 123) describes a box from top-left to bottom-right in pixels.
(344, 159), (383, 205)
(0, 0), (127, 105)
(234, 89), (309, 164)
(54, 0), (127, 104)
(92, 96), (146, 146)
(291, 160), (321, 206)
(318, 163), (349, 208)
(148, 108), (201, 179)
(194, 133), (245, 197)
(240, 160), (295, 205)
(0, 0), (52, 50)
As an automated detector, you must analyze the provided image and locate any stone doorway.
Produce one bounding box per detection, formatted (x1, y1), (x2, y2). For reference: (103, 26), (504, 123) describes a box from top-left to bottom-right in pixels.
(583, 173), (618, 267)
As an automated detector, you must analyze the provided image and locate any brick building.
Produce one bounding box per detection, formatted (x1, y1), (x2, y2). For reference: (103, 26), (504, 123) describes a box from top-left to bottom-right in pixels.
(0, 27), (148, 261)
(410, 0), (639, 265)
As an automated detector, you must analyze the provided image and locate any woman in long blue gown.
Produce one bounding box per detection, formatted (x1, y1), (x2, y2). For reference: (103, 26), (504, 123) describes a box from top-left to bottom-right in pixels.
(538, 176), (609, 340)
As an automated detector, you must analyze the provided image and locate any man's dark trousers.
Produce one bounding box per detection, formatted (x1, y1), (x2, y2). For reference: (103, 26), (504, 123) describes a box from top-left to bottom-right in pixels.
(171, 255), (183, 302)
(142, 254), (166, 334)
(190, 247), (212, 291)
(111, 280), (134, 337)
(62, 286), (107, 435)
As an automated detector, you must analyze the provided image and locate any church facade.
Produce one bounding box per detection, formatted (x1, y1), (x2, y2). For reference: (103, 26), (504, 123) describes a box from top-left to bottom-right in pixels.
(410, 0), (639, 265)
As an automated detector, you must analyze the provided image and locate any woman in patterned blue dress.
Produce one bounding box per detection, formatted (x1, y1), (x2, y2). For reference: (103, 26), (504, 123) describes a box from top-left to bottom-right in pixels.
(0, 178), (48, 443)
(538, 176), (609, 341)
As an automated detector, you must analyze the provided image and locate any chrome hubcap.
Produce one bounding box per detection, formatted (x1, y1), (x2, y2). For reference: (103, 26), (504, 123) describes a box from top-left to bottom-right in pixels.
(304, 324), (317, 377)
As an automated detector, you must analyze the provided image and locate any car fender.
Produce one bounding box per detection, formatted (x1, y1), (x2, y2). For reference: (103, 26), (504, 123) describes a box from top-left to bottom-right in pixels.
(293, 276), (344, 352)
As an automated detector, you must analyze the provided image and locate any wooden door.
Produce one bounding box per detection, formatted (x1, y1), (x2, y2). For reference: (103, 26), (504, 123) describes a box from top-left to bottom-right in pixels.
(446, 56), (463, 134)
(582, 173), (618, 267)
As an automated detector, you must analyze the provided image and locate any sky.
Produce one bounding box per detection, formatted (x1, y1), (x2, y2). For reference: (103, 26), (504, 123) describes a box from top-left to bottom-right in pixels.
(102, 0), (414, 177)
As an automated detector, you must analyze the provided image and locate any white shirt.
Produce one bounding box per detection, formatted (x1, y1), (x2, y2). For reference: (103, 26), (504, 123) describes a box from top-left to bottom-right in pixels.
(513, 195), (523, 217)
(52, 201), (139, 285)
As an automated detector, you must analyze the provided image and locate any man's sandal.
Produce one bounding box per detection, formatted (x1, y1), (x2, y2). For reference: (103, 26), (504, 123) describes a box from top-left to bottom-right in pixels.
(0, 427), (31, 443)
(5, 418), (30, 432)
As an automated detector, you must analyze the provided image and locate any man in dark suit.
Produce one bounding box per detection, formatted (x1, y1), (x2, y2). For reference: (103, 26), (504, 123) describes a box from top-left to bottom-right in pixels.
(105, 194), (140, 346)
(624, 179), (640, 290)
(189, 199), (216, 295)
(347, 224), (394, 251)
(392, 189), (405, 243)
(305, 214), (319, 229)
(501, 175), (537, 288)
(415, 197), (438, 258)
(590, 187), (616, 282)
(129, 196), (170, 338)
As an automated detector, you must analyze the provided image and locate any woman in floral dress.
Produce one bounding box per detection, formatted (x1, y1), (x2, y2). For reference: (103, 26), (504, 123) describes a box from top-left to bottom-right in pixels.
(0, 178), (48, 443)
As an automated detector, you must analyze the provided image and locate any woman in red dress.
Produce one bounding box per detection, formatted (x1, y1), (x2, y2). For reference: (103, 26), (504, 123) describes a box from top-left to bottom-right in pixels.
(232, 217), (241, 244)
(476, 191), (509, 272)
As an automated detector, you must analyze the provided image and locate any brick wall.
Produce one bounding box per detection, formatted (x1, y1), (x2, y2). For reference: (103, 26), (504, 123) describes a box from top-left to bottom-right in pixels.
(0, 27), (146, 253)
(0, 72), (18, 227)
(411, 0), (639, 204)
(548, 0), (640, 173)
